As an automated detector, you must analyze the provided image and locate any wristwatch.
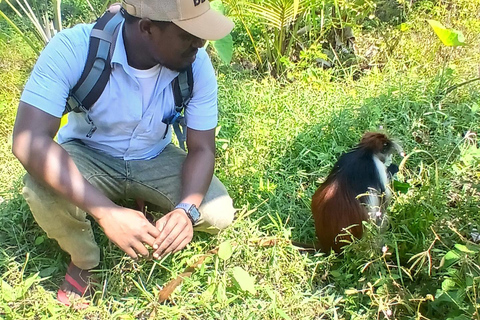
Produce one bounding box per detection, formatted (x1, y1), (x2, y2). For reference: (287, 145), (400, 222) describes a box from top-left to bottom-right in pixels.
(175, 203), (201, 226)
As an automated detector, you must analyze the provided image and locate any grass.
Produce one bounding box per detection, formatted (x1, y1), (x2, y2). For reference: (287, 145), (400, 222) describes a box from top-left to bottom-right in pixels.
(0, 28), (36, 195)
(1, 1), (480, 318)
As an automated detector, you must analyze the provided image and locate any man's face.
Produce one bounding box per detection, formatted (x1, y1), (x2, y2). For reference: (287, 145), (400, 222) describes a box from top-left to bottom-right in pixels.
(147, 22), (206, 72)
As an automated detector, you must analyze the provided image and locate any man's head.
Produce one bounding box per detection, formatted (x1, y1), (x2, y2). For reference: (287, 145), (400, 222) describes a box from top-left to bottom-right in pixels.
(121, 0), (233, 71)
(122, 0), (233, 41)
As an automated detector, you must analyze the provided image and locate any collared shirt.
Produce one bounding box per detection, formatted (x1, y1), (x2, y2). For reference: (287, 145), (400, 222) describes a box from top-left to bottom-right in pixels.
(21, 20), (218, 160)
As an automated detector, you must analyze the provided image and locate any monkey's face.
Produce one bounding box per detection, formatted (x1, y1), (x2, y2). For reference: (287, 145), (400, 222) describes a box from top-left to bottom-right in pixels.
(359, 132), (403, 163)
(379, 140), (403, 164)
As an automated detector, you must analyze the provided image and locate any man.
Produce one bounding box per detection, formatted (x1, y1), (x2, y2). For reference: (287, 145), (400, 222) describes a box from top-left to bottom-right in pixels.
(12, 0), (235, 307)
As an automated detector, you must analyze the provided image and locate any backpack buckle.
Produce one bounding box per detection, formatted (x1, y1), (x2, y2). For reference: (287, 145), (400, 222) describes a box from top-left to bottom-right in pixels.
(78, 105), (97, 138)
(169, 111), (182, 124)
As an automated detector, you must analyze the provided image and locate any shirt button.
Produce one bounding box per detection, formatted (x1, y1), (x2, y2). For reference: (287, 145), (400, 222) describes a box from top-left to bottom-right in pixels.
(134, 85), (139, 90)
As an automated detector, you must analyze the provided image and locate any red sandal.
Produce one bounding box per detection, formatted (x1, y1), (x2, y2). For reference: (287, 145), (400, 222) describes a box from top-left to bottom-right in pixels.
(57, 262), (95, 309)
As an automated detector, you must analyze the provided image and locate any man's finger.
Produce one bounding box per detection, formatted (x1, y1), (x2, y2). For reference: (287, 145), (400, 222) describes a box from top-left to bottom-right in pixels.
(153, 223), (185, 258)
(155, 217), (167, 233)
(154, 215), (179, 245)
(158, 230), (186, 258)
(132, 241), (150, 257)
(141, 233), (158, 248)
(124, 247), (139, 260)
(145, 222), (161, 238)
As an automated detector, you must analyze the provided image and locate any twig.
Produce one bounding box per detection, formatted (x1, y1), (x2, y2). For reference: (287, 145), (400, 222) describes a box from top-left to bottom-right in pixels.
(156, 237), (294, 303)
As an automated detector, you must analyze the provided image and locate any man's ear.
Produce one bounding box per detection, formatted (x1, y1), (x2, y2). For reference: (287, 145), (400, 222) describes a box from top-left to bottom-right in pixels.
(138, 18), (153, 35)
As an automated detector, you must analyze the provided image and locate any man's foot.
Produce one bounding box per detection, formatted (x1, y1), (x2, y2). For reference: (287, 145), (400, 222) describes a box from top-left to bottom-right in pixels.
(57, 262), (95, 309)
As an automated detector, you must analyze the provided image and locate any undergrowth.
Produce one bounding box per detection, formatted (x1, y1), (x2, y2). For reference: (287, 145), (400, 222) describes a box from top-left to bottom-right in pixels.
(1, 1), (479, 319)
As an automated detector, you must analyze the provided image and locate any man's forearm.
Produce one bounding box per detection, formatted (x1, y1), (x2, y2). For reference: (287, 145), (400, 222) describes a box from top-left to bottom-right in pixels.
(180, 147), (215, 207)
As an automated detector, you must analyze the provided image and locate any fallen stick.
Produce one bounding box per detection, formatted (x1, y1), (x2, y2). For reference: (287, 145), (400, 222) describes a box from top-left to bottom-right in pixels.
(157, 237), (308, 303)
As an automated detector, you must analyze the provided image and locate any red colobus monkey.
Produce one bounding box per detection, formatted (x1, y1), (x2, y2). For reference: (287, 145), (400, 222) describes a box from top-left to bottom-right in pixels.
(311, 132), (403, 253)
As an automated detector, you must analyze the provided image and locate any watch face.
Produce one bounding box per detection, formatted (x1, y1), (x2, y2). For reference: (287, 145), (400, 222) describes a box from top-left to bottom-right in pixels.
(176, 203), (201, 224)
(189, 205), (201, 223)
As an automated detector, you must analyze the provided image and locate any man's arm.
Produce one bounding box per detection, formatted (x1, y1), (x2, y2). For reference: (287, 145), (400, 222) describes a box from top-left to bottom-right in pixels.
(152, 127), (215, 258)
(181, 127), (216, 206)
(12, 102), (160, 259)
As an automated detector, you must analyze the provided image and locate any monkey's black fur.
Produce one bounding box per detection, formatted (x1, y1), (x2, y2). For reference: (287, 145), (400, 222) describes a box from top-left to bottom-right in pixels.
(311, 132), (401, 253)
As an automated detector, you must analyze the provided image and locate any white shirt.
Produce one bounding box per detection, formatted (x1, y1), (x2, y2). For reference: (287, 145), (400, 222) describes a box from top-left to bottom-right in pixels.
(130, 64), (162, 115)
(20, 21), (218, 160)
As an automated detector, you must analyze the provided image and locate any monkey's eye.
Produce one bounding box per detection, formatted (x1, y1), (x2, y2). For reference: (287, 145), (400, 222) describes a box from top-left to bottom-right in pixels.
(382, 142), (390, 152)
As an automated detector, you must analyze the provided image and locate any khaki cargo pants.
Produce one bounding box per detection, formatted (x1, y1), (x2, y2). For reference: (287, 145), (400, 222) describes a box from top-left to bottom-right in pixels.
(22, 140), (235, 270)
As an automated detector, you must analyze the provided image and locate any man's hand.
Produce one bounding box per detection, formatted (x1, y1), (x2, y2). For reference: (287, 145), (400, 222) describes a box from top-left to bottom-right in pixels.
(152, 209), (194, 259)
(96, 206), (161, 259)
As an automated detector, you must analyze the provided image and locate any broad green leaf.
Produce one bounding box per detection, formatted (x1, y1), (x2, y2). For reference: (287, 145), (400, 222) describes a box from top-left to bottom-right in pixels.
(212, 34), (233, 64)
(466, 276), (474, 287)
(34, 235), (45, 245)
(400, 23), (409, 32)
(208, 0), (233, 64)
(202, 283), (216, 301)
(21, 273), (40, 296)
(330, 270), (341, 278)
(232, 266), (256, 295)
(427, 20), (465, 47)
(440, 250), (461, 269)
(393, 180), (410, 193)
(39, 266), (57, 277)
(449, 315), (473, 320)
(432, 290), (456, 305)
(218, 240), (233, 260)
(441, 278), (457, 291)
(210, 0), (225, 14)
(1, 280), (17, 302)
(216, 281), (226, 303)
(454, 244), (475, 254)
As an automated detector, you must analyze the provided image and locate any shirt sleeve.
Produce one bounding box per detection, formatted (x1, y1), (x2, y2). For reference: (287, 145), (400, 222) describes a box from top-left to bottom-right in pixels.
(20, 25), (91, 118)
(184, 48), (218, 131)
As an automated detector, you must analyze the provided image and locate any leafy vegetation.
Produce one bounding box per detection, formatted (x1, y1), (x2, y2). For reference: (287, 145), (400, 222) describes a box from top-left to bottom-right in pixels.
(1, 0), (480, 318)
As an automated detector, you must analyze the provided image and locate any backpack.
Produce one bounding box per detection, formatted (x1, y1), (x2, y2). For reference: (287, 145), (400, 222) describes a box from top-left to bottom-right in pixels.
(64, 11), (193, 150)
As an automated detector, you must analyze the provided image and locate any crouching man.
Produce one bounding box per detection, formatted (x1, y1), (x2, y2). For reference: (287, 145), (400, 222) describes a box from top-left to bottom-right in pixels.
(12, 0), (235, 307)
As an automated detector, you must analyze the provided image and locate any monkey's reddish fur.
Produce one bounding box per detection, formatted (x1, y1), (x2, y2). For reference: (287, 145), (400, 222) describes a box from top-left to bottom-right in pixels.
(311, 132), (395, 253)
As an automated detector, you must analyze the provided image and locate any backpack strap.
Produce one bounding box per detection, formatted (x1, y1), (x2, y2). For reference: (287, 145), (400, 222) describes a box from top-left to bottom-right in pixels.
(169, 65), (194, 151)
(65, 11), (123, 137)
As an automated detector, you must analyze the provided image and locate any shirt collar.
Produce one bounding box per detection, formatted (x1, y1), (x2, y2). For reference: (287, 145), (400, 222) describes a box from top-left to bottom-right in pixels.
(111, 20), (129, 69)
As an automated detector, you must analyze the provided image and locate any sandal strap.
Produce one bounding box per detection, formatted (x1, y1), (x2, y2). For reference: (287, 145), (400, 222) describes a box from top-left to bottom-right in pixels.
(65, 272), (89, 295)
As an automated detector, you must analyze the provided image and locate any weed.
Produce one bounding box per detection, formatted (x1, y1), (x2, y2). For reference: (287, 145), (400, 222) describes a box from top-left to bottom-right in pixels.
(1, 0), (480, 318)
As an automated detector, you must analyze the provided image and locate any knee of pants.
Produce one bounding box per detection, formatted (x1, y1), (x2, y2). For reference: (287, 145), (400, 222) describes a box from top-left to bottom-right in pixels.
(23, 174), (57, 205)
(23, 175), (78, 221)
(22, 174), (100, 269)
(197, 195), (236, 234)
(22, 174), (72, 226)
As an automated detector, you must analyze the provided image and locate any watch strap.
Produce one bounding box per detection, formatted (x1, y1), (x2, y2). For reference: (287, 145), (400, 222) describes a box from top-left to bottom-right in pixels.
(175, 203), (199, 225)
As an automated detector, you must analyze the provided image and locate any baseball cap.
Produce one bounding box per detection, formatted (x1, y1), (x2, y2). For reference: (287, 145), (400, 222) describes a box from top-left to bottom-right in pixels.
(121, 0), (234, 40)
